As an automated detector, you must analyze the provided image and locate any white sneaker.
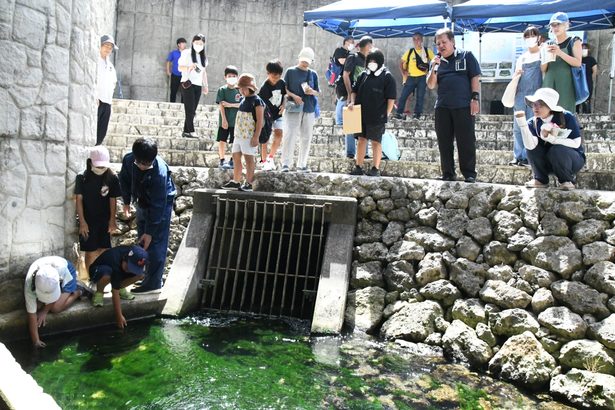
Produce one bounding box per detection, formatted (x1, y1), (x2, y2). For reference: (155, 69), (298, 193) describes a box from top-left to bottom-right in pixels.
(263, 157), (276, 171)
(256, 160), (266, 170)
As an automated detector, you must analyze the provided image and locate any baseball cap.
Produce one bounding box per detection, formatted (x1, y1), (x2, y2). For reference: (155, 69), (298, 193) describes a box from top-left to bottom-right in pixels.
(100, 34), (119, 50)
(127, 246), (148, 275)
(35, 265), (62, 305)
(298, 47), (315, 64)
(549, 12), (569, 25)
(90, 146), (111, 168)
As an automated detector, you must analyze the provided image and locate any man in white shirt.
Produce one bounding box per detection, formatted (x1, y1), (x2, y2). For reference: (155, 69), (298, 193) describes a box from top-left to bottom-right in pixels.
(97, 34), (118, 145)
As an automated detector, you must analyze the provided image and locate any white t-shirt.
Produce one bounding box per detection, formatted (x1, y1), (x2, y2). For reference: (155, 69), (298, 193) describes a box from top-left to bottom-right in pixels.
(515, 50), (541, 72)
(97, 56), (117, 104)
(178, 49), (207, 86)
(24, 256), (74, 314)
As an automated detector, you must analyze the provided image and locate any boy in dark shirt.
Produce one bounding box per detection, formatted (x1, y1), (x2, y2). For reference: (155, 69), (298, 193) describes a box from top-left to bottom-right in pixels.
(348, 50), (397, 177)
(258, 60), (286, 171)
(216, 66), (241, 169)
(89, 245), (148, 328)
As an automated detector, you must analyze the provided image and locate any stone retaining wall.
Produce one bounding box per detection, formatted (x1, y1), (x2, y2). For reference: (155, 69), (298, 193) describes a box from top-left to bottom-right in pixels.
(113, 168), (615, 408)
(0, 0), (116, 314)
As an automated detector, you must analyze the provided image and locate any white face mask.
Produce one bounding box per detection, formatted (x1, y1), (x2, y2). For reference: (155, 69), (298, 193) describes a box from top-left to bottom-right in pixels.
(367, 62), (379, 72)
(582, 49), (588, 57)
(347, 44), (355, 51)
(226, 77), (238, 86)
(193, 44), (203, 53)
(525, 37), (538, 48)
(91, 167), (107, 175)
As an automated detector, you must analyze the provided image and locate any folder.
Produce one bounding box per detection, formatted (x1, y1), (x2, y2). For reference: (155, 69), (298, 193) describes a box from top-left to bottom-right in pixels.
(342, 104), (362, 134)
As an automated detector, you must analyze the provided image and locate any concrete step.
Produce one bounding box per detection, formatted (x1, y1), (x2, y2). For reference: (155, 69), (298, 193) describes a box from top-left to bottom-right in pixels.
(104, 132), (615, 156)
(106, 146), (614, 191)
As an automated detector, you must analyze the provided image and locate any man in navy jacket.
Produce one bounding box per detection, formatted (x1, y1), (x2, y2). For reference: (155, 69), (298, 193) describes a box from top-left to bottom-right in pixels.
(119, 138), (176, 292)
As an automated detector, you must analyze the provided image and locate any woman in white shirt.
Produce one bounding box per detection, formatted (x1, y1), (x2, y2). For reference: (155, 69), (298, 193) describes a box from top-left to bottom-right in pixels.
(178, 34), (209, 138)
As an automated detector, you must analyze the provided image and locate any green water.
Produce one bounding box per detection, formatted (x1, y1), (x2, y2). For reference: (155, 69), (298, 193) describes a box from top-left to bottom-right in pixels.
(8, 313), (569, 410)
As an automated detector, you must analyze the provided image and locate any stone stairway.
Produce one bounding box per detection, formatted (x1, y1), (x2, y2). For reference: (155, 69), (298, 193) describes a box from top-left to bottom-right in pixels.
(105, 99), (615, 190)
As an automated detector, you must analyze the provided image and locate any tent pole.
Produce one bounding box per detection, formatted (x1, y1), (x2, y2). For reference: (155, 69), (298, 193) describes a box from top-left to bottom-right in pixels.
(609, 31), (615, 113)
(303, 22), (308, 48)
(479, 32), (483, 114)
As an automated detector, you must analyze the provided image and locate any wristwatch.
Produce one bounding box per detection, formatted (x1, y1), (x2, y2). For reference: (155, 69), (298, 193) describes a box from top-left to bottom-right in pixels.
(471, 92), (480, 101)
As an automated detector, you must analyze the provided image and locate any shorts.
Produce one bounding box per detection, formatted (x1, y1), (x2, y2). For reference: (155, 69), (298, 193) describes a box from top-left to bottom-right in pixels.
(89, 264), (112, 284)
(355, 123), (386, 143)
(79, 221), (111, 252)
(232, 138), (258, 156)
(61, 261), (78, 293)
(217, 126), (235, 143)
(272, 118), (284, 131)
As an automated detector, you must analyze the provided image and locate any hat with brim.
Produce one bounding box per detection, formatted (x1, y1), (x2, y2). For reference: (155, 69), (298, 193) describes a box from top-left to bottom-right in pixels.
(90, 146), (111, 168)
(549, 12), (569, 25)
(100, 34), (119, 50)
(525, 88), (564, 112)
(298, 47), (315, 64)
(35, 265), (62, 305)
(237, 73), (257, 92)
(127, 245), (148, 275)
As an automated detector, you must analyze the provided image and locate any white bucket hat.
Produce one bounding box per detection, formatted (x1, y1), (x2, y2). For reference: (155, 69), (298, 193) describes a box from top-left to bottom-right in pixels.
(35, 265), (62, 305)
(298, 47), (315, 64)
(525, 88), (564, 112)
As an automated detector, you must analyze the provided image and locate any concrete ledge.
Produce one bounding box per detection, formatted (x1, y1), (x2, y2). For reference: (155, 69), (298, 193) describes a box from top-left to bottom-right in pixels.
(0, 294), (166, 343)
(0, 343), (60, 409)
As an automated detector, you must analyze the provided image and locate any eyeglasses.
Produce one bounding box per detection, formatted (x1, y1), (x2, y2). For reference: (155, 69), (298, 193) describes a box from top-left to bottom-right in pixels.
(532, 101), (547, 108)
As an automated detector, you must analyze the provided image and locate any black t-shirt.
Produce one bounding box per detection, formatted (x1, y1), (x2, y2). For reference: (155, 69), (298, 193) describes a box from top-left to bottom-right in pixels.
(353, 69), (397, 125)
(258, 79), (286, 120)
(333, 47), (349, 67)
(336, 52), (367, 99)
(435, 48), (481, 109)
(90, 246), (136, 289)
(582, 56), (597, 92)
(74, 171), (121, 222)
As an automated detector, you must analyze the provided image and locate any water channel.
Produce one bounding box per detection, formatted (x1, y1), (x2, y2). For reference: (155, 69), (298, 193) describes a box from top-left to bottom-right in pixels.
(7, 312), (572, 409)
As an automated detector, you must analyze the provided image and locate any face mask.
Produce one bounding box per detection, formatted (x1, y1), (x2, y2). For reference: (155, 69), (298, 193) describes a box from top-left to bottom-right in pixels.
(193, 44), (203, 53)
(227, 77), (238, 86)
(367, 62), (379, 72)
(525, 37), (538, 48)
(91, 167), (107, 175)
(347, 44), (355, 51)
(582, 49), (588, 57)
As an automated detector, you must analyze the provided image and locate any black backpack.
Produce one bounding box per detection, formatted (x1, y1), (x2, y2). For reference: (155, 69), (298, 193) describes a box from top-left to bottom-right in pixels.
(406, 48), (429, 72)
(249, 96), (273, 144)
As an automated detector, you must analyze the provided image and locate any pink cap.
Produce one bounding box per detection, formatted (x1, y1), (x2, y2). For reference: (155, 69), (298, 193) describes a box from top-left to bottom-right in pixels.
(90, 146), (110, 167)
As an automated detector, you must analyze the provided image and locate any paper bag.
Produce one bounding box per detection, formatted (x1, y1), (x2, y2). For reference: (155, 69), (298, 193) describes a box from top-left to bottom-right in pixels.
(342, 104), (362, 134)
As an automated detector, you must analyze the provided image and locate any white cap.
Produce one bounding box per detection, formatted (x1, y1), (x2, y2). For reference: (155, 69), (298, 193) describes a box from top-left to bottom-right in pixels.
(298, 47), (315, 64)
(35, 265), (61, 305)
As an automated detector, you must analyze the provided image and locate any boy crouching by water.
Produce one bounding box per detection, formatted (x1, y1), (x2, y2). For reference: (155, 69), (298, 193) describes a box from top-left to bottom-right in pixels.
(221, 73), (265, 192)
(89, 245), (148, 328)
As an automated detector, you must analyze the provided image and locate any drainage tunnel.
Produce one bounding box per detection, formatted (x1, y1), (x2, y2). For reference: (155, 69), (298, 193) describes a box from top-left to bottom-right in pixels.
(162, 189), (357, 334)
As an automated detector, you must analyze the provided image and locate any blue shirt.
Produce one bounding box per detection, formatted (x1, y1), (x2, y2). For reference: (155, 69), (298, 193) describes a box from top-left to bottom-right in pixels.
(284, 67), (320, 113)
(119, 153), (176, 235)
(435, 48), (481, 109)
(166, 49), (182, 76)
(527, 111), (585, 159)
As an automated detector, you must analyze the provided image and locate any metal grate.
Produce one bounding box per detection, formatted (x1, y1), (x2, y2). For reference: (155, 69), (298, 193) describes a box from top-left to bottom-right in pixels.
(200, 196), (330, 319)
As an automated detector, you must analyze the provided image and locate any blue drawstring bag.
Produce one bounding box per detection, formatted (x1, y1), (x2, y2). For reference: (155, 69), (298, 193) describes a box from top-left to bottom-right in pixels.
(381, 132), (400, 161)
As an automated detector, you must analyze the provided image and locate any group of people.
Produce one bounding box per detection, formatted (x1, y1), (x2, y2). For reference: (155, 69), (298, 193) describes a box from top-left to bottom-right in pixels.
(26, 139), (175, 346)
(506, 12), (587, 189)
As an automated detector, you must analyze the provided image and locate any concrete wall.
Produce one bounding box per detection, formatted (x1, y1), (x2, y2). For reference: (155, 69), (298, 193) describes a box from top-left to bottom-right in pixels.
(0, 0), (116, 314)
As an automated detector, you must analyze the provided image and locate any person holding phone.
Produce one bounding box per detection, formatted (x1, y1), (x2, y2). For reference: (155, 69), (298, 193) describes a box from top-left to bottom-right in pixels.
(118, 138), (176, 293)
(178, 34), (209, 138)
(427, 28), (481, 183)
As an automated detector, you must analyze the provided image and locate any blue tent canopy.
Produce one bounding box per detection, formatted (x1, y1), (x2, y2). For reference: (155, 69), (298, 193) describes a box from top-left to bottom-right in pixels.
(455, 9), (615, 33)
(313, 16), (461, 39)
(452, 0), (615, 19)
(304, 0), (451, 22)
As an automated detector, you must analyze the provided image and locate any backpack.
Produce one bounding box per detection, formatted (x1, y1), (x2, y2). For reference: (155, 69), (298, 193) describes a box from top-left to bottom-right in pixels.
(405, 48), (429, 72)
(326, 56), (344, 87)
(249, 96), (273, 144)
